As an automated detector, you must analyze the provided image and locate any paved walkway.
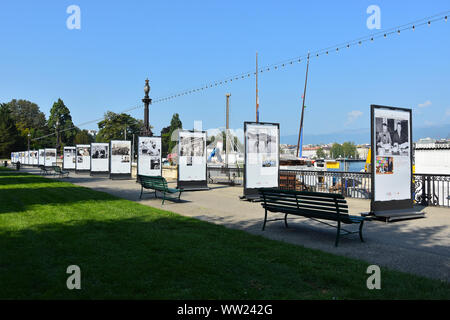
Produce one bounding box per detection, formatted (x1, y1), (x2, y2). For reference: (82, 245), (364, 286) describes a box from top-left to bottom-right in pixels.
(23, 167), (450, 282)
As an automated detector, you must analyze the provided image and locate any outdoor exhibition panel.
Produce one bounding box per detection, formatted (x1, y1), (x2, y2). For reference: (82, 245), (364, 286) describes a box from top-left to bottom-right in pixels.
(44, 148), (57, 167)
(21, 152), (24, 164)
(110, 140), (131, 179)
(63, 147), (76, 170)
(371, 105), (413, 212)
(90, 142), (109, 174)
(29, 150), (39, 166)
(76, 144), (91, 172)
(38, 149), (45, 165)
(244, 122), (280, 200)
(177, 130), (208, 190)
(137, 136), (162, 177)
(24, 151), (29, 165)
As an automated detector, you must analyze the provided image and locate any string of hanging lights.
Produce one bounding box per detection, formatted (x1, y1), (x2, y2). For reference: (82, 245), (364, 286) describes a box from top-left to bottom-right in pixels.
(31, 10), (449, 141)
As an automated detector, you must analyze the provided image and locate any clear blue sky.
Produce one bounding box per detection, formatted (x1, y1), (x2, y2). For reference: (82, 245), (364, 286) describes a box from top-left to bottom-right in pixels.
(1, 0), (449, 140)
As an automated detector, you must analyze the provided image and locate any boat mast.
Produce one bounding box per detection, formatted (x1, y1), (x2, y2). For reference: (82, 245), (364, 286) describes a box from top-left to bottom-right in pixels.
(256, 51), (259, 122)
(296, 52), (310, 158)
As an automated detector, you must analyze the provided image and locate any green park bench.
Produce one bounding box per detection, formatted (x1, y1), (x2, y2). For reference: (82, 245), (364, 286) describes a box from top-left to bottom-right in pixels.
(38, 165), (50, 175)
(52, 166), (69, 178)
(259, 188), (368, 247)
(138, 175), (183, 205)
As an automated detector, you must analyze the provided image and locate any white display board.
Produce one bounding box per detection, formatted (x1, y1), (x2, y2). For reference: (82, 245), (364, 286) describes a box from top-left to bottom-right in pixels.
(91, 143), (109, 173)
(110, 140), (131, 175)
(178, 130), (207, 184)
(76, 144), (91, 171)
(371, 105), (413, 211)
(63, 147), (76, 170)
(30, 150), (39, 165)
(25, 151), (30, 165)
(38, 149), (45, 165)
(44, 148), (57, 167)
(137, 136), (162, 176)
(21, 152), (25, 164)
(244, 122), (280, 194)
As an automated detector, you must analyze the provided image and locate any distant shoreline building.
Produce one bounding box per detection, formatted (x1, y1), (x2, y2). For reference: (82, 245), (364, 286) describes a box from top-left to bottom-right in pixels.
(414, 138), (450, 174)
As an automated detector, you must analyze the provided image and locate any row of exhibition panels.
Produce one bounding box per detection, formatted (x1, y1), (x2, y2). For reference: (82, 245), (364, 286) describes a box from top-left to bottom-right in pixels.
(10, 124), (281, 195)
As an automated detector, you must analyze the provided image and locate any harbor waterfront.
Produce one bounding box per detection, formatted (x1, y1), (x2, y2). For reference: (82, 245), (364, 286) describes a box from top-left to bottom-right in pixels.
(206, 165), (450, 208)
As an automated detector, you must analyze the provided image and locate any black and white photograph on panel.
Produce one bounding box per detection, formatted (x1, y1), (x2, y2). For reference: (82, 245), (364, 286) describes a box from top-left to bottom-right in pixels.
(76, 145), (91, 170)
(178, 130), (207, 189)
(244, 122), (280, 191)
(63, 147), (76, 170)
(150, 159), (161, 170)
(92, 144), (108, 159)
(139, 137), (160, 157)
(375, 117), (410, 157)
(91, 143), (109, 173)
(31, 151), (38, 165)
(44, 148), (56, 167)
(137, 137), (162, 176)
(372, 105), (413, 210)
(192, 137), (205, 157)
(39, 149), (45, 165)
(110, 140), (131, 175)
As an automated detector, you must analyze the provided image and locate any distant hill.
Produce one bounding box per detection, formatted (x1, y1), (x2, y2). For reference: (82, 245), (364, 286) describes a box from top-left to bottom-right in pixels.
(281, 124), (450, 145)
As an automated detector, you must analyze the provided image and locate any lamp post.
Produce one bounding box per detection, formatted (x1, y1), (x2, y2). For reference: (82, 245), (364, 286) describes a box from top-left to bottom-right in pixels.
(55, 119), (60, 155)
(27, 133), (30, 164)
(142, 78), (152, 136)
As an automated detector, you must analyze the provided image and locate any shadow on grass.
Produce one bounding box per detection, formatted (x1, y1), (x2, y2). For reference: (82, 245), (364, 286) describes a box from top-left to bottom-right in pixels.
(1, 213), (450, 300)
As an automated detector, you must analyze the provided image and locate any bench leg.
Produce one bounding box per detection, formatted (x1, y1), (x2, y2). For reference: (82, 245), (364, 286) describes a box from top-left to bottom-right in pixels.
(284, 214), (289, 228)
(140, 186), (143, 199)
(359, 220), (365, 242)
(335, 220), (341, 247)
(178, 191), (182, 201)
(262, 208), (268, 231)
(162, 192), (165, 205)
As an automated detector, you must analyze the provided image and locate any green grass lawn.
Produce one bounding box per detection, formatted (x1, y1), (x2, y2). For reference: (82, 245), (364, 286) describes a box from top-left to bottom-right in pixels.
(0, 167), (449, 299)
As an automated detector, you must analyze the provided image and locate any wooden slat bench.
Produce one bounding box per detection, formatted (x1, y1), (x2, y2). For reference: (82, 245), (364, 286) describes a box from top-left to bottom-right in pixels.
(52, 165), (69, 178)
(38, 165), (50, 175)
(138, 175), (183, 205)
(259, 188), (368, 246)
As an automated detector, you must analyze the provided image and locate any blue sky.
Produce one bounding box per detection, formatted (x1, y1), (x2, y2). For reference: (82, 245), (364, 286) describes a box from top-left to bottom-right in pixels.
(1, 1), (449, 141)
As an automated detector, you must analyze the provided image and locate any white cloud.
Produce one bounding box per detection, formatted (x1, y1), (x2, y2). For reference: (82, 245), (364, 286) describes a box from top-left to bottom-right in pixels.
(345, 110), (363, 125)
(418, 100), (432, 108)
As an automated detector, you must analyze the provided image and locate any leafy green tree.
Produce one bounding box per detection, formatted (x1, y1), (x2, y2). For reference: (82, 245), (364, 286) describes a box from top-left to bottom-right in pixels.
(74, 129), (95, 144)
(329, 142), (357, 158)
(342, 142), (358, 158)
(329, 143), (343, 158)
(0, 104), (24, 158)
(5, 99), (48, 149)
(96, 111), (146, 142)
(161, 113), (182, 157)
(48, 99), (77, 149)
(316, 147), (326, 159)
(6, 99), (46, 131)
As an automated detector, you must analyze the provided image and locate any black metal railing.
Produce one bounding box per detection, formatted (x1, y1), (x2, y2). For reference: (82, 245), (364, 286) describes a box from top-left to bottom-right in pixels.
(413, 173), (450, 207)
(205, 166), (450, 208)
(279, 170), (372, 199)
